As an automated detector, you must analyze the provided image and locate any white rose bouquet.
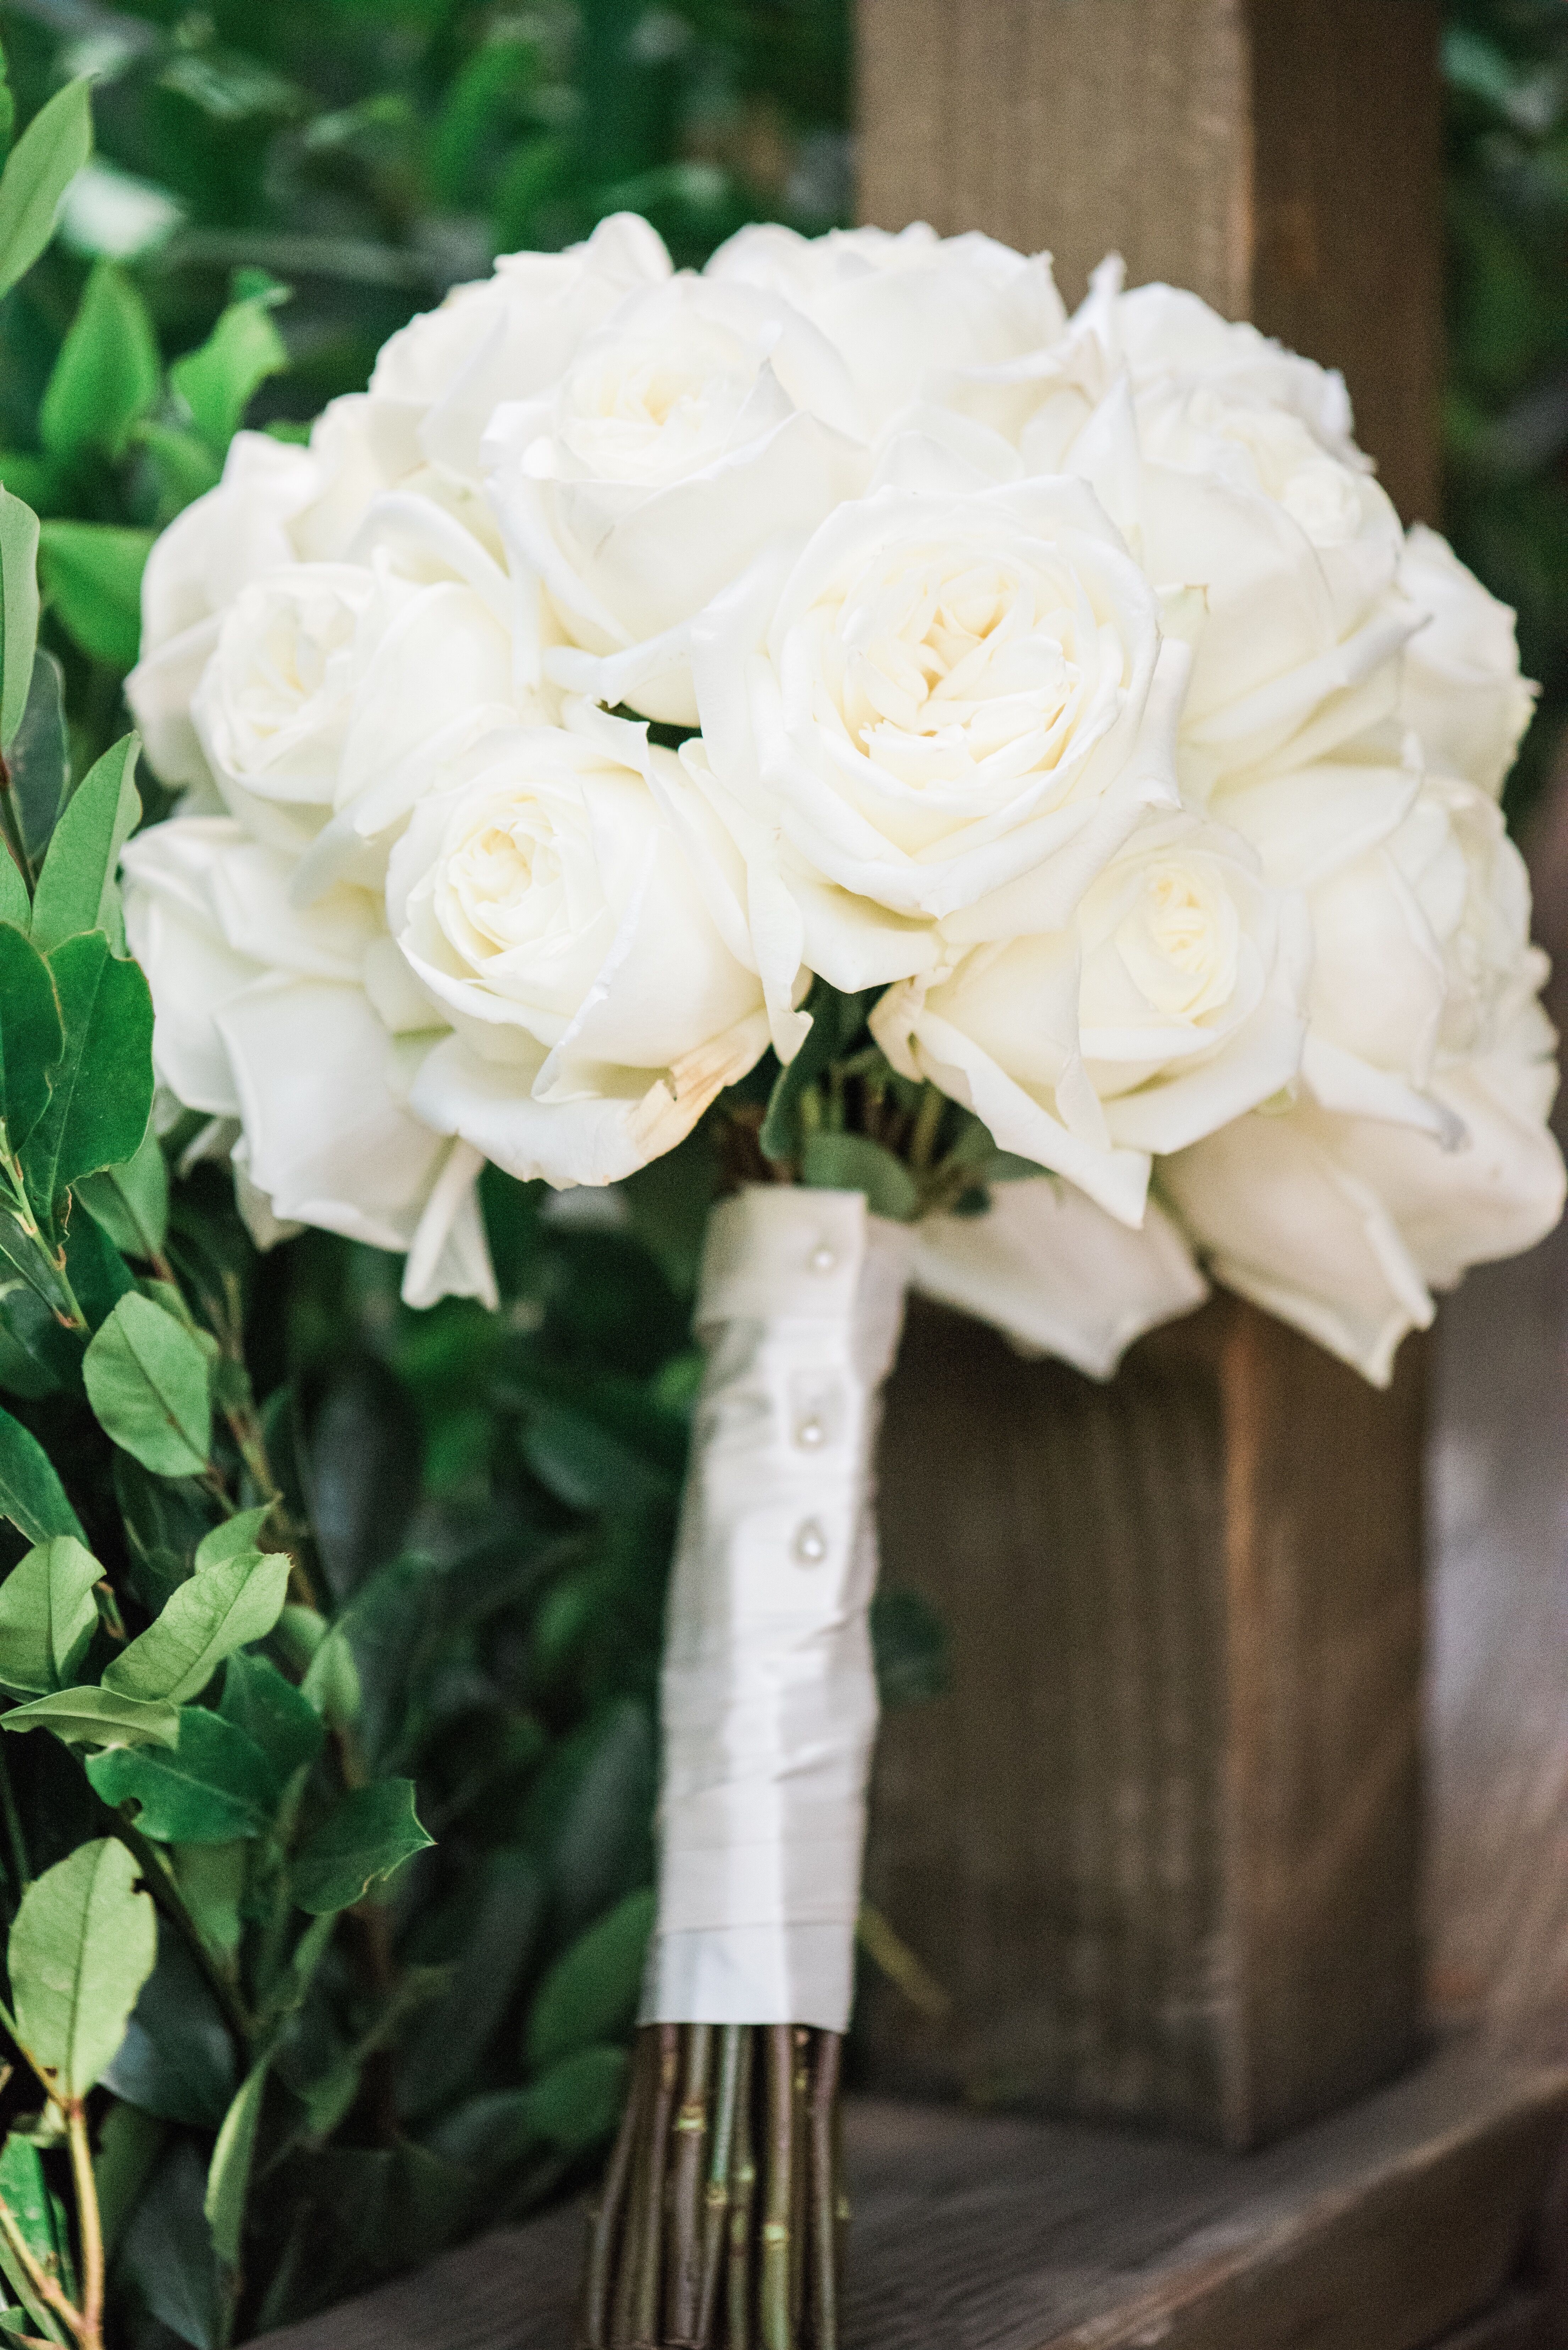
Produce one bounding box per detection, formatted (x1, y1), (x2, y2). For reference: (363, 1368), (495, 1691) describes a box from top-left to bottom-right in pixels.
(120, 216), (1563, 2349)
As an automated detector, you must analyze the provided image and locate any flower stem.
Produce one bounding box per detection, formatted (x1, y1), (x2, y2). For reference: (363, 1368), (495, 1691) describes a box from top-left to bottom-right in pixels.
(665, 2021), (711, 2344)
(66, 2108), (103, 2350)
(759, 2027), (794, 2350)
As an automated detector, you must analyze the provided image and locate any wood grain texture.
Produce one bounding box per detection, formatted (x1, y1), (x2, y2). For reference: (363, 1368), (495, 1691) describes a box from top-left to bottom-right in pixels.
(263, 2047), (1568, 2350)
(856, 0), (1442, 519)
(862, 1294), (1424, 2148)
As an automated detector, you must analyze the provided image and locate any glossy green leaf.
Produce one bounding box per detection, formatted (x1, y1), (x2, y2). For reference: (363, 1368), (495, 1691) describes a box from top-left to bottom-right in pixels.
(103, 1930), (236, 2128)
(300, 1618), (362, 1730)
(117, 2135), (222, 2350)
(88, 1705), (277, 1842)
(171, 1840), (245, 1961)
(29, 732), (142, 955)
(0, 2133), (70, 2343)
(520, 2043), (630, 2152)
(220, 1650), (323, 1782)
(104, 1548), (290, 1706)
(1, 1685), (178, 1748)
(0, 79), (92, 303)
(77, 1126), (169, 1262)
(0, 919), (61, 1155)
(10, 1837), (157, 2099)
(171, 289), (288, 455)
(93, 2100), (167, 2262)
(525, 1887), (654, 2071)
(21, 930), (154, 1215)
(5, 652), (65, 865)
(35, 522), (154, 674)
(194, 1505), (274, 1570)
(801, 1129), (920, 1221)
(61, 1204), (134, 1331)
(0, 1276), (76, 1398)
(0, 1401), (84, 1544)
(204, 2057), (268, 2264)
(0, 1535), (101, 1696)
(289, 1779), (432, 1915)
(39, 263), (161, 462)
(84, 1291), (211, 1477)
(0, 487), (39, 751)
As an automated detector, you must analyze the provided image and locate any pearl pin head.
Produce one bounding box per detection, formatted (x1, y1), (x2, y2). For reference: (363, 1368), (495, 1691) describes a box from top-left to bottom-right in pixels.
(808, 1243), (837, 1273)
(793, 1518), (828, 1565)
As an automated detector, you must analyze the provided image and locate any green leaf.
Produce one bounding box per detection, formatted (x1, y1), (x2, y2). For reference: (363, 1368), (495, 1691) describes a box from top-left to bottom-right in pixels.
(759, 981), (872, 1163)
(289, 1779), (432, 1916)
(21, 930), (154, 1215)
(171, 1842), (245, 1961)
(87, 1705), (277, 1842)
(35, 523), (153, 674)
(93, 2101), (166, 2261)
(103, 1932), (236, 2129)
(801, 1129), (921, 1221)
(6, 652), (65, 865)
(525, 1888), (655, 2070)
(0, 920), (61, 1155)
(29, 733), (142, 955)
(519, 2043), (630, 2152)
(1, 1685), (178, 1748)
(77, 1126), (169, 1261)
(104, 1548), (289, 1706)
(194, 1505), (273, 1570)
(0, 79), (93, 303)
(0, 1402), (84, 1544)
(133, 421), (223, 521)
(300, 1618), (361, 1730)
(204, 2058), (267, 2265)
(0, 487), (39, 750)
(10, 1837), (157, 2099)
(220, 1650), (322, 1782)
(84, 1291), (210, 1477)
(0, 2134), (70, 2343)
(171, 290), (288, 456)
(0, 1535), (101, 1696)
(39, 262), (161, 463)
(62, 1204), (134, 1330)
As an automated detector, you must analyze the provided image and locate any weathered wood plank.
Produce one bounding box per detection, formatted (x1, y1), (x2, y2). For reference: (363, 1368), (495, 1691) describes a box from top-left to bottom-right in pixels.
(863, 1296), (1425, 2148)
(262, 2048), (1568, 2350)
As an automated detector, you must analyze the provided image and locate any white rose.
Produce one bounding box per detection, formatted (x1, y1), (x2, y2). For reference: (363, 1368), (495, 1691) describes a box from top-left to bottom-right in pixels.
(389, 717), (771, 1188)
(369, 212), (670, 488)
(911, 1177), (1207, 1377)
(1396, 523), (1537, 798)
(190, 557), (525, 873)
(1162, 993), (1564, 1383)
(871, 814), (1309, 1225)
(689, 446), (1184, 1053)
(483, 273), (867, 725)
(1216, 751), (1536, 1140)
(1111, 273), (1358, 458)
(705, 221), (1066, 433)
(127, 432), (321, 793)
(120, 817), (494, 1309)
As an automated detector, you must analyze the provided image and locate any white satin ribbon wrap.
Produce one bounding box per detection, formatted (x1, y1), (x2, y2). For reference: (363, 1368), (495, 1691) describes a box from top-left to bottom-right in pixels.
(642, 1185), (911, 2033)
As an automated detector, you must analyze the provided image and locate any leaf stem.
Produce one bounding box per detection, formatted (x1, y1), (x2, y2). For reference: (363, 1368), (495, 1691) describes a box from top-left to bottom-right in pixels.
(65, 2108), (102, 2350)
(0, 2187), (79, 2347)
(109, 1818), (253, 2046)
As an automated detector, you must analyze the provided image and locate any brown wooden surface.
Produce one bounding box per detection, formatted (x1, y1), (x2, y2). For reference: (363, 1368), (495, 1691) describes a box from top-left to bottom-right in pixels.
(856, 0), (1442, 521)
(264, 2046), (1568, 2350)
(863, 1295), (1425, 2149)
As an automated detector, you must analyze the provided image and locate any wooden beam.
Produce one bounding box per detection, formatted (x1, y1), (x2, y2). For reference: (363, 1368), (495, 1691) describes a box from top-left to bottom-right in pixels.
(261, 2048), (1568, 2350)
(855, 0), (1442, 522)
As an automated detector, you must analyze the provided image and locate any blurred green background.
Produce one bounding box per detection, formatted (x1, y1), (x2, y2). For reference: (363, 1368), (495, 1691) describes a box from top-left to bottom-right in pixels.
(0, 0), (1560, 2329)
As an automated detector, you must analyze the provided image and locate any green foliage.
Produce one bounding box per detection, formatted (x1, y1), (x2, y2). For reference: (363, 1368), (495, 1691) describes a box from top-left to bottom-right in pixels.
(11, 1839), (157, 2100)
(0, 1536), (100, 1695)
(0, 78), (91, 303)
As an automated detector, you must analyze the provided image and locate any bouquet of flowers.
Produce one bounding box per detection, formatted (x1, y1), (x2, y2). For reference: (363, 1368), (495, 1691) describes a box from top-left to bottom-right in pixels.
(120, 214), (1563, 2348)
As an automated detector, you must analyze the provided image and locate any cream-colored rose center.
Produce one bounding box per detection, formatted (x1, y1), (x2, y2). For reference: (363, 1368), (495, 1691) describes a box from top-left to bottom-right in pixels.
(564, 325), (761, 484)
(830, 551), (1089, 788)
(1115, 860), (1240, 1018)
(441, 807), (567, 962)
(235, 594), (357, 757)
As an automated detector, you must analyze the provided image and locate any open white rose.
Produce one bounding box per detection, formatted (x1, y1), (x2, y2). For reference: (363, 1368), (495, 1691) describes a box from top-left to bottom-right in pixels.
(689, 446), (1184, 1053)
(872, 814), (1308, 1224)
(190, 556), (525, 876)
(705, 220), (1066, 435)
(120, 817), (494, 1309)
(369, 212), (671, 489)
(1162, 990), (1565, 1383)
(1396, 523), (1537, 798)
(483, 274), (867, 725)
(1216, 748), (1537, 1141)
(388, 719), (772, 1189)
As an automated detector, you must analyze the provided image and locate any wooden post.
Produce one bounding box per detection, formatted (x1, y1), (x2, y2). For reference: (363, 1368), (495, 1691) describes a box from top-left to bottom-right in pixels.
(857, 0), (1442, 2148)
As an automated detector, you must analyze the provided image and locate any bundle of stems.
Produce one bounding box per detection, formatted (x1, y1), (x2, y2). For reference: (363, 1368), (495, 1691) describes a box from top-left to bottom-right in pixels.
(580, 2023), (845, 2350)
